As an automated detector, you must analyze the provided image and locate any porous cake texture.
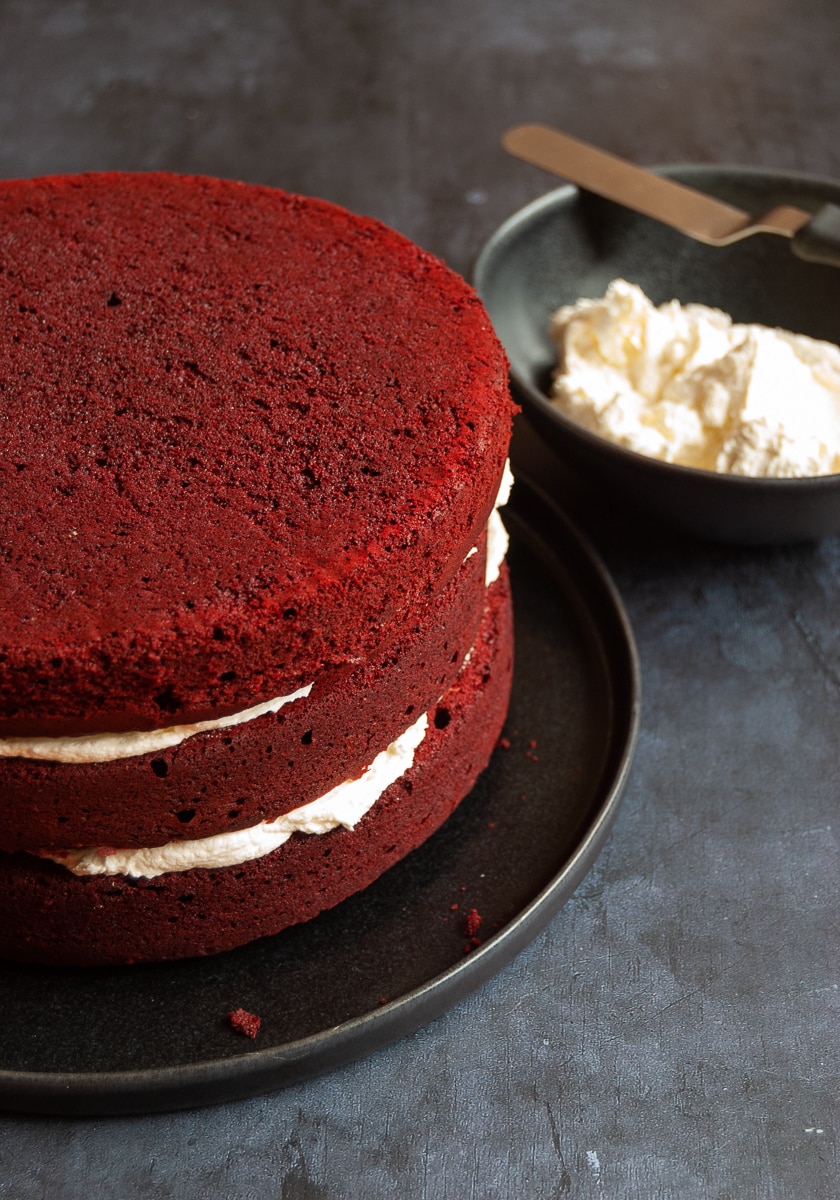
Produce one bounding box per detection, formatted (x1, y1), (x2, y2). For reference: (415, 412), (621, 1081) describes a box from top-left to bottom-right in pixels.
(0, 172), (516, 965)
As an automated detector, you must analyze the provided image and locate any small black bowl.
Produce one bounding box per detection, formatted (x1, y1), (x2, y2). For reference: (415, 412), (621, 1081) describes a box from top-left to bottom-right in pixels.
(474, 166), (840, 544)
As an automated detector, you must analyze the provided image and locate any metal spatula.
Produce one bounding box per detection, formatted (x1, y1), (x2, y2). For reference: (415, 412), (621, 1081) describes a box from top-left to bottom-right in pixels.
(503, 123), (840, 268)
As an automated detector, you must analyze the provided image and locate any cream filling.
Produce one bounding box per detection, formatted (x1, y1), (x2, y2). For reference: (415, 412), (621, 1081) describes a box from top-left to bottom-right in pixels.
(485, 459), (513, 585)
(41, 710), (429, 879)
(0, 685), (313, 765)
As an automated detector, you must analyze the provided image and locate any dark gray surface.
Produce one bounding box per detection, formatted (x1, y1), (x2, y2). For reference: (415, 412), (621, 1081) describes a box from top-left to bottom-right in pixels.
(1, 0), (840, 1195)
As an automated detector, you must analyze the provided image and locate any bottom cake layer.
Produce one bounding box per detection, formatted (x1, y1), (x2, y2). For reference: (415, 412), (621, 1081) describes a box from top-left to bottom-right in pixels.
(0, 571), (513, 966)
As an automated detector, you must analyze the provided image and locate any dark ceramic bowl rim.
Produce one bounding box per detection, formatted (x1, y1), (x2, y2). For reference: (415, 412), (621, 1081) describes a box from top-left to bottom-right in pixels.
(474, 164), (840, 494)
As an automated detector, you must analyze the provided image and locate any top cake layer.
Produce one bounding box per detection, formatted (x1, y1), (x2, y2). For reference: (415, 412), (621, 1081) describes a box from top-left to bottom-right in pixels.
(0, 173), (513, 733)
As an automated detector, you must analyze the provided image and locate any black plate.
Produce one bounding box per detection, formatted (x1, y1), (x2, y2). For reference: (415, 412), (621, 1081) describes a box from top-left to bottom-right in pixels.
(0, 477), (639, 1116)
(474, 168), (840, 544)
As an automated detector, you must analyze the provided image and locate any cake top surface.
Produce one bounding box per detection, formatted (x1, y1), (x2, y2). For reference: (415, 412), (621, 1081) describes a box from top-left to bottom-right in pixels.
(0, 172), (513, 730)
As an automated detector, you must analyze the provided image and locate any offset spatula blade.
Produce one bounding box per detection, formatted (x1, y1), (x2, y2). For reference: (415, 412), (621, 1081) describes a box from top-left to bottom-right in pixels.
(503, 123), (840, 267)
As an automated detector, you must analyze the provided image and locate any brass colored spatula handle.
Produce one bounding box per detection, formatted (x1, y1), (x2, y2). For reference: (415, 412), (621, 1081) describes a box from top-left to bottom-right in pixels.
(502, 123), (840, 264)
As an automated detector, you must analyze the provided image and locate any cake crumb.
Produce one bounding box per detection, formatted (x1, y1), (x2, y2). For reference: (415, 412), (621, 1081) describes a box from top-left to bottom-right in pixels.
(465, 908), (482, 937)
(496, 735), (511, 750)
(228, 1008), (261, 1039)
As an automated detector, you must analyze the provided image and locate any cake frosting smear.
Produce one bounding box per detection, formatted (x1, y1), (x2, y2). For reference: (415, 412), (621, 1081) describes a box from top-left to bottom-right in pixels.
(0, 684), (314, 764)
(550, 279), (840, 477)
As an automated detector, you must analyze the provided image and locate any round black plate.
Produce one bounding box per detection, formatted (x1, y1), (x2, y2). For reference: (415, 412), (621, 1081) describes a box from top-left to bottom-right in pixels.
(0, 477), (639, 1116)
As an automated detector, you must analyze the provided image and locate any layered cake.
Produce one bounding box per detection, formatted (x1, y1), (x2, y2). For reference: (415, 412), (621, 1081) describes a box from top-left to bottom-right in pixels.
(0, 172), (516, 965)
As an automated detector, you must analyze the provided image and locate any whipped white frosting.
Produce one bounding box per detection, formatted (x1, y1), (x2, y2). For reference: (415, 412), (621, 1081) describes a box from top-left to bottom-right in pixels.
(41, 710), (429, 879)
(550, 279), (840, 477)
(485, 459), (513, 585)
(0, 684), (313, 764)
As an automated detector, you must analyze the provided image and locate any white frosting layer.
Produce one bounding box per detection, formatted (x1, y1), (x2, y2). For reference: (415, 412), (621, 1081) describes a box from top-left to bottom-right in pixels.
(0, 685), (313, 764)
(485, 460), (513, 586)
(550, 279), (840, 477)
(42, 710), (429, 879)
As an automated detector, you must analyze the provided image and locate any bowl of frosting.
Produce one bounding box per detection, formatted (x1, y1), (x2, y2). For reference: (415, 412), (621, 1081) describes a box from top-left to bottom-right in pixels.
(474, 164), (840, 543)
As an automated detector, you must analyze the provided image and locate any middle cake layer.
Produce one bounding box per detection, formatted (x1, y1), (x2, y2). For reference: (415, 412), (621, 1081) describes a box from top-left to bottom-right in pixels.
(0, 531), (491, 853)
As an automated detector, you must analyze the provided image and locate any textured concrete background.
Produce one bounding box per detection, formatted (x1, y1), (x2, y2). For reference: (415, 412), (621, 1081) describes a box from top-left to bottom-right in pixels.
(1, 1), (840, 1196)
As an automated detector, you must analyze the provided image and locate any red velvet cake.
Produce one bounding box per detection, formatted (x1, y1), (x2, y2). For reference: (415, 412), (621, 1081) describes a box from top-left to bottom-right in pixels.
(0, 172), (515, 965)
